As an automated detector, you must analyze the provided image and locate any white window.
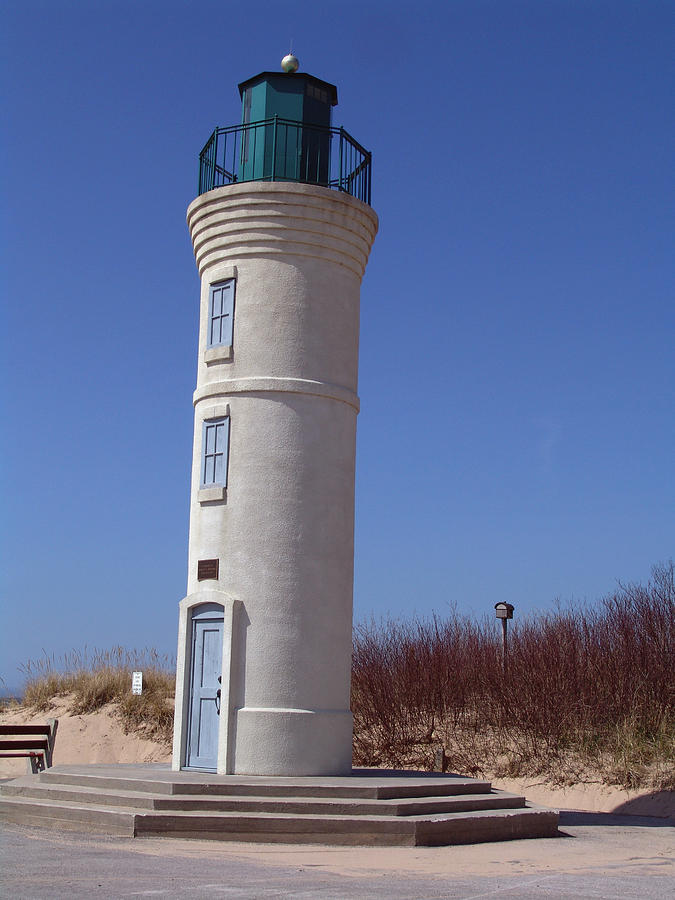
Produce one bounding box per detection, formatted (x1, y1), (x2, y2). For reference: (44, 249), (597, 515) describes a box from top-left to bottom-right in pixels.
(208, 280), (235, 348)
(201, 417), (230, 487)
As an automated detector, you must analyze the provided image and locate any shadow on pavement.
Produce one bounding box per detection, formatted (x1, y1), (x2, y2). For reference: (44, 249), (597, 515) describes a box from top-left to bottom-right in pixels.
(559, 810), (675, 828)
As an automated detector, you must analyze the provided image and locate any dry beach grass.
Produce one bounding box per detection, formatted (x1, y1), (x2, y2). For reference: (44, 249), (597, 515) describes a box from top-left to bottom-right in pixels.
(15, 646), (175, 744)
(352, 562), (674, 791)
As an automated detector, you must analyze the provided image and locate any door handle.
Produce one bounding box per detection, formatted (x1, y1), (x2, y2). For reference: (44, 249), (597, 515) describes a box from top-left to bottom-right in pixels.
(215, 688), (221, 714)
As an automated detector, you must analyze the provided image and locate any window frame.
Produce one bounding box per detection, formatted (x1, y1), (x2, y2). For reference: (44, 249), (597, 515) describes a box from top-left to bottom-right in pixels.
(207, 279), (235, 350)
(200, 416), (230, 489)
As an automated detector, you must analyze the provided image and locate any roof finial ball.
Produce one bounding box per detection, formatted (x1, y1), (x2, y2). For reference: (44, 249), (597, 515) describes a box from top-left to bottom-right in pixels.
(281, 52), (299, 73)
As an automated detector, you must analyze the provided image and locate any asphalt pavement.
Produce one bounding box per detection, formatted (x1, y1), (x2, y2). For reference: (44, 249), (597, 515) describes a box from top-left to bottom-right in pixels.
(1, 811), (673, 900)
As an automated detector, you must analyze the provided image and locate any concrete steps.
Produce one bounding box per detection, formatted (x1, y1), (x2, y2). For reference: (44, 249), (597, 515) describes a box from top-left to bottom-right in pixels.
(10, 769), (494, 798)
(0, 795), (136, 835)
(0, 779), (527, 816)
(0, 764), (560, 846)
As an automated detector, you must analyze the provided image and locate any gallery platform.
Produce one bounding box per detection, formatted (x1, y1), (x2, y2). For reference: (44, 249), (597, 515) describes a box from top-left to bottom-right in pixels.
(0, 764), (559, 846)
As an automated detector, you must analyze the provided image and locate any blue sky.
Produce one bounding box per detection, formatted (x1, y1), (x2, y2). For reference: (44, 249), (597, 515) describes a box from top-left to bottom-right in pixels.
(2, 1), (673, 692)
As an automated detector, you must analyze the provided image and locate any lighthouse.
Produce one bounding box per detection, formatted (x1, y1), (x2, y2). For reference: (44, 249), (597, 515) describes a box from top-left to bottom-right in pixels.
(172, 55), (378, 776)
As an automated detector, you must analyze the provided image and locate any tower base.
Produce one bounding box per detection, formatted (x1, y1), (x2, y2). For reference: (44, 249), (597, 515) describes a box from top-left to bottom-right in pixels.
(0, 764), (560, 846)
(234, 708), (353, 776)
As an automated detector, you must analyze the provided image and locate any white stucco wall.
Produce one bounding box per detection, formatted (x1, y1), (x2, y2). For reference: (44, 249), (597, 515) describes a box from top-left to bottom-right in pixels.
(173, 182), (377, 776)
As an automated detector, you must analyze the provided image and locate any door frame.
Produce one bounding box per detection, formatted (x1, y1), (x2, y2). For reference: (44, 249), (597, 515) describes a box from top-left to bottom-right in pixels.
(171, 590), (240, 774)
(185, 603), (224, 770)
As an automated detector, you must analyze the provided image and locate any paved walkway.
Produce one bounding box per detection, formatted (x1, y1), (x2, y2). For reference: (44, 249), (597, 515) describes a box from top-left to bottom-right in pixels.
(1, 811), (673, 899)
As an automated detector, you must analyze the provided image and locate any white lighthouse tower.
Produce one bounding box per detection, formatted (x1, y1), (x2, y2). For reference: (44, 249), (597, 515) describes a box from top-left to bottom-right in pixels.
(172, 56), (377, 776)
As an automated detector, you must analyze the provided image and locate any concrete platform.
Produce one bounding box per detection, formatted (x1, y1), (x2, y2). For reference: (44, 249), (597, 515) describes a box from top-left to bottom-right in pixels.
(0, 764), (559, 846)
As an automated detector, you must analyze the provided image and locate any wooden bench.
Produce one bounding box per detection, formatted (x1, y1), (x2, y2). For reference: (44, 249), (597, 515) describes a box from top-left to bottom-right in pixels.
(0, 719), (58, 773)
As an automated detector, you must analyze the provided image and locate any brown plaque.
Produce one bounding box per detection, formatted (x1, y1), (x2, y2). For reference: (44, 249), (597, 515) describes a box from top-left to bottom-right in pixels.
(197, 558), (219, 581)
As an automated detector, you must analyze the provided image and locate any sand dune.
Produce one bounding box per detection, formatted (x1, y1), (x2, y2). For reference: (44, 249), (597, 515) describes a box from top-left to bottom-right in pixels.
(0, 696), (170, 778)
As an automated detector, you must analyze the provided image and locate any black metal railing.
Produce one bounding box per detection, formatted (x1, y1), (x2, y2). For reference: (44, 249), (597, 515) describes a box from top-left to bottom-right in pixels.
(198, 117), (372, 205)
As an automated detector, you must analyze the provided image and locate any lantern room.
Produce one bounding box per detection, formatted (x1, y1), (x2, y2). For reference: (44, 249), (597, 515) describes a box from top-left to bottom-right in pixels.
(237, 70), (337, 185)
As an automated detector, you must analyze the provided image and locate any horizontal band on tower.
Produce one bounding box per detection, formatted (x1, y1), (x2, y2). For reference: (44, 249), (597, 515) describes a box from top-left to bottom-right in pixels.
(193, 376), (360, 411)
(194, 231), (368, 279)
(187, 182), (378, 279)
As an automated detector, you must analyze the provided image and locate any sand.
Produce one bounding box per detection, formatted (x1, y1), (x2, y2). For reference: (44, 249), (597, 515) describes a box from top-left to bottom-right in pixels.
(1, 699), (672, 818)
(0, 696), (171, 778)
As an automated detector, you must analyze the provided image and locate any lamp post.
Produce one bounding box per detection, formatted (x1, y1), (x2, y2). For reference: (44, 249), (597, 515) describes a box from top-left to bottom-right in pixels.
(494, 602), (514, 675)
